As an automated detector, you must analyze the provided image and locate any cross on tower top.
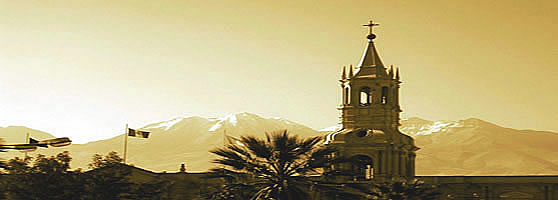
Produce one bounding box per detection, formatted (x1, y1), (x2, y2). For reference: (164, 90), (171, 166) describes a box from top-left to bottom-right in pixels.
(362, 20), (380, 35)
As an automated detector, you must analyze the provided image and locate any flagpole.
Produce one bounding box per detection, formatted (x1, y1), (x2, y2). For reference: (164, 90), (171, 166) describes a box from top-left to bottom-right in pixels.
(123, 124), (128, 164)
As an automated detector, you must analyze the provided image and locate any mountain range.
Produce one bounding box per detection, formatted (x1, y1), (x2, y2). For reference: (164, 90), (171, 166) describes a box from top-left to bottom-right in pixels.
(2, 113), (558, 176)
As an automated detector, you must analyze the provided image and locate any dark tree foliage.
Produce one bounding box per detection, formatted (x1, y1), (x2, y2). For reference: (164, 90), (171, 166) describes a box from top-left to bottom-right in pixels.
(83, 151), (139, 199)
(88, 151), (124, 169)
(0, 138), (7, 170)
(207, 130), (337, 200)
(84, 152), (171, 200)
(128, 179), (172, 200)
(3, 151), (85, 200)
(1, 151), (171, 200)
(5, 156), (32, 174)
(0, 160), (6, 170)
(0, 137), (6, 200)
(203, 182), (256, 200)
(0, 181), (5, 200)
(83, 164), (135, 200)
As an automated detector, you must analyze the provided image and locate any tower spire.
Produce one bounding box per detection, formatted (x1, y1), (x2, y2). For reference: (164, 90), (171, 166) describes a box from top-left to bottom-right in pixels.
(348, 64), (353, 78)
(354, 20), (387, 78)
(341, 66), (347, 80)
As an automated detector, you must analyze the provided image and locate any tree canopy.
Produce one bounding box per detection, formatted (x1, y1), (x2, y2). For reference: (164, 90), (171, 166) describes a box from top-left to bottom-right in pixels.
(88, 151), (124, 169)
(1, 151), (170, 200)
(2, 151), (84, 200)
(208, 130), (337, 200)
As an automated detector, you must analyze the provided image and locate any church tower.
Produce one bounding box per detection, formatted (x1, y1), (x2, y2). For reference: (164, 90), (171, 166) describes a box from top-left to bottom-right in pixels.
(325, 21), (419, 182)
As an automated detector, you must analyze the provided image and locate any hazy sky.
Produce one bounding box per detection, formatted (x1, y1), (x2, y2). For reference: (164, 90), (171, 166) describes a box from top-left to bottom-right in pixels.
(1, 0), (557, 144)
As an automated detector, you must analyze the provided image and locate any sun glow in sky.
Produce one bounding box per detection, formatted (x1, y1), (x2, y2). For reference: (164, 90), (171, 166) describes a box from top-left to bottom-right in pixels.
(1, 0), (557, 143)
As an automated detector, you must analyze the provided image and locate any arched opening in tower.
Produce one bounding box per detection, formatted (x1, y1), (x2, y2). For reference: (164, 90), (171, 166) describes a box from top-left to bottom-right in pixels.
(359, 87), (372, 106)
(381, 86), (389, 104)
(350, 155), (374, 180)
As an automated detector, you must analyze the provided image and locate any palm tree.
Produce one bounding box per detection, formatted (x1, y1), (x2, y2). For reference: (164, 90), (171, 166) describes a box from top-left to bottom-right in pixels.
(208, 130), (336, 200)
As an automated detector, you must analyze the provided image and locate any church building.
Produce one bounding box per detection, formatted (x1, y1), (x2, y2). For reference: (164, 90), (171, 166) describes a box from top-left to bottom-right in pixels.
(77, 21), (558, 200)
(323, 21), (558, 199)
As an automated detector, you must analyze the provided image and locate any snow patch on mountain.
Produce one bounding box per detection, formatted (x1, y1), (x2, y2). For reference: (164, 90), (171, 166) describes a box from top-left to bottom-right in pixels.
(317, 118), (470, 135)
(203, 112), (314, 133)
(403, 121), (463, 135)
(208, 122), (222, 132)
(143, 112), (312, 135)
(400, 119), (465, 136)
(208, 114), (240, 131)
(272, 117), (297, 125)
(223, 114), (238, 125)
(144, 117), (185, 130)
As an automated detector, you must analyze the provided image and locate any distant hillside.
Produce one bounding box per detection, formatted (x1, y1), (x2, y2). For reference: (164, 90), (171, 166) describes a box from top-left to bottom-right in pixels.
(0, 126), (56, 144)
(3, 114), (558, 176)
(400, 117), (558, 175)
(2, 113), (321, 172)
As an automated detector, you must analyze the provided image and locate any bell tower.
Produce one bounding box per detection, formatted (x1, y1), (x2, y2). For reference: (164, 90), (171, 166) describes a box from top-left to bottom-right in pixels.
(325, 21), (418, 182)
(339, 20), (402, 130)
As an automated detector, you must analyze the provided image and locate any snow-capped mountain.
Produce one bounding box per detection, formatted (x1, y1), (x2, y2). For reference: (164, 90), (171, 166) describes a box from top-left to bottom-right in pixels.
(2, 113), (321, 172)
(3, 114), (558, 176)
(141, 112), (318, 139)
(319, 117), (558, 175)
(401, 117), (558, 175)
(399, 117), (496, 136)
(319, 117), (492, 136)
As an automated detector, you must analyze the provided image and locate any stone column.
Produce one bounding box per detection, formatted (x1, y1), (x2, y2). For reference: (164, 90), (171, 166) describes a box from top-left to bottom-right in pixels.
(382, 149), (388, 175)
(399, 152), (406, 177)
(376, 151), (382, 174)
(372, 155), (382, 177)
(393, 150), (399, 176)
(409, 153), (416, 177)
(386, 146), (392, 176)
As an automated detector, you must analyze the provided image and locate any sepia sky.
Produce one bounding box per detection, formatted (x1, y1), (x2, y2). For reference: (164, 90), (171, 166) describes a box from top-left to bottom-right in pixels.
(1, 0), (557, 143)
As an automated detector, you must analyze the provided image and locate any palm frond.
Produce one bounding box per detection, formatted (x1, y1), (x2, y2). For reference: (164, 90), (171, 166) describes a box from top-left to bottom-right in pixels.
(209, 130), (339, 200)
(242, 136), (273, 159)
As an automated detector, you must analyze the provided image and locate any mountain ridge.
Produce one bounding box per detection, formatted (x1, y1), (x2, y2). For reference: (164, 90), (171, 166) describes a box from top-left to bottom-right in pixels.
(0, 126), (56, 144)
(2, 113), (558, 175)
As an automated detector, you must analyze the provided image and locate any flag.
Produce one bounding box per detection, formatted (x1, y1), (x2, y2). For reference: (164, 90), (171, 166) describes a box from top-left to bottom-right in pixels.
(128, 128), (150, 138)
(29, 137), (48, 148)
